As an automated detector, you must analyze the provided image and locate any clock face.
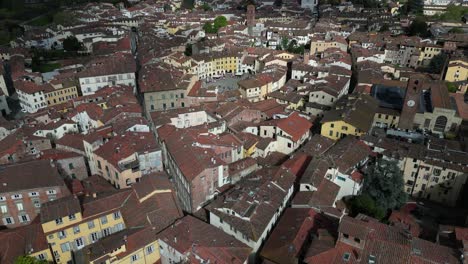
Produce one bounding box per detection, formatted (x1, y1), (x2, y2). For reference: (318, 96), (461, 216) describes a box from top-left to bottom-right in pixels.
(407, 100), (415, 107)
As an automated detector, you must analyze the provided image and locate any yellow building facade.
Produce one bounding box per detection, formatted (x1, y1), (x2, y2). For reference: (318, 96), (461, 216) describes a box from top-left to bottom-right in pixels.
(321, 120), (363, 140)
(445, 59), (468, 82)
(42, 209), (126, 264)
(45, 84), (79, 106)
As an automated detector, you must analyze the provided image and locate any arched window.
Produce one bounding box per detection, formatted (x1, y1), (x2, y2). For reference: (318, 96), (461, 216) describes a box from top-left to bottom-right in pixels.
(434, 116), (448, 132)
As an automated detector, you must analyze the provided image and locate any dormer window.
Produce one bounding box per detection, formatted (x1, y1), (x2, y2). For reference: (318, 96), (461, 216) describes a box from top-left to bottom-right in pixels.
(11, 194), (22, 199)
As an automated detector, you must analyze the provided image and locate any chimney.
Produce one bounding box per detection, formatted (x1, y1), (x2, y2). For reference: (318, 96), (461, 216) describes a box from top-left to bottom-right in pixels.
(174, 236), (177, 244)
(304, 50), (310, 65)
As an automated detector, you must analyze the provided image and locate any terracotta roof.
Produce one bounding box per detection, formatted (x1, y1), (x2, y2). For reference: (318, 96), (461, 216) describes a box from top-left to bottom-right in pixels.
(0, 160), (66, 194)
(277, 112), (312, 141)
(158, 215), (251, 263)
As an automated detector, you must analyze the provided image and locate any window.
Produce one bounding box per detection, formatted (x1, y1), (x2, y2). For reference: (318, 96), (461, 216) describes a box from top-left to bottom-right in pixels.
(68, 163), (74, 169)
(354, 237), (361, 243)
(16, 203), (24, 211)
(73, 226), (80, 234)
(90, 232), (99, 242)
(58, 230), (67, 239)
(329, 130), (333, 136)
(131, 254), (139, 262)
(47, 190), (57, 195)
(56, 218), (63, 225)
(101, 216), (108, 225)
(11, 194), (22, 199)
(343, 233), (349, 239)
(20, 214), (29, 223)
(97, 160), (102, 169)
(113, 211), (121, 220)
(69, 214), (76, 221)
(337, 176), (346, 181)
(37, 253), (47, 260)
(287, 143), (292, 148)
(60, 243), (70, 253)
(0, 205), (7, 213)
(33, 200), (41, 208)
(433, 168), (441, 176)
(29, 192), (39, 197)
(88, 221), (95, 229)
(0, 196), (5, 201)
(341, 126), (348, 131)
(146, 244), (155, 254)
(330, 123), (334, 128)
(3, 217), (13, 225)
(115, 172), (119, 179)
(75, 237), (84, 249)
(343, 252), (351, 262)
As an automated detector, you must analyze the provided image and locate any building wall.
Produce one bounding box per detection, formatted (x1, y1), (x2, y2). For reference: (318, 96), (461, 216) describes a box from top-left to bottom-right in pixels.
(445, 60), (468, 82)
(321, 120), (363, 140)
(373, 112), (400, 128)
(0, 75), (8, 96)
(56, 156), (89, 180)
(158, 239), (187, 264)
(79, 73), (136, 95)
(0, 186), (69, 228)
(310, 41), (347, 55)
(45, 86), (79, 106)
(413, 107), (462, 134)
(43, 210), (126, 264)
(105, 241), (160, 264)
(34, 123), (79, 139)
(143, 89), (188, 113)
(402, 157), (467, 206)
(17, 90), (47, 113)
(94, 153), (142, 189)
(309, 91), (336, 106)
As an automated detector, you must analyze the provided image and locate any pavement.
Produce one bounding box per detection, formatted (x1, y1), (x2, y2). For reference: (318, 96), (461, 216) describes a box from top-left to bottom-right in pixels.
(202, 73), (251, 92)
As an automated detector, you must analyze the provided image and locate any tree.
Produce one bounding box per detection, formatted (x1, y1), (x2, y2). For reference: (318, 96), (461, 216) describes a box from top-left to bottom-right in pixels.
(446, 82), (457, 93)
(363, 158), (407, 212)
(280, 37), (289, 50)
(274, 0), (283, 7)
(348, 194), (386, 220)
(203, 22), (216, 33)
(201, 3), (212, 11)
(164, 4), (171, 12)
(428, 53), (447, 74)
(213, 16), (228, 30)
(14, 256), (48, 264)
(184, 43), (192, 56)
(63, 36), (82, 52)
(408, 17), (429, 37)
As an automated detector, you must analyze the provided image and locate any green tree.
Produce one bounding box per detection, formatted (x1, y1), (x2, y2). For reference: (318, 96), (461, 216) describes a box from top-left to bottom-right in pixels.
(446, 82), (457, 93)
(203, 22), (216, 33)
(428, 53), (447, 74)
(201, 3), (212, 11)
(63, 36), (82, 52)
(280, 37), (289, 50)
(274, 0), (283, 7)
(348, 194), (386, 220)
(184, 43), (192, 56)
(14, 256), (48, 264)
(363, 158), (407, 211)
(408, 17), (429, 37)
(163, 4), (171, 12)
(213, 16), (228, 30)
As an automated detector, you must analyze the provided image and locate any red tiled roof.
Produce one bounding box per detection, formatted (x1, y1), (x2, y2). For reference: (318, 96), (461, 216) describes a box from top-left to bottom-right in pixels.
(277, 112), (312, 141)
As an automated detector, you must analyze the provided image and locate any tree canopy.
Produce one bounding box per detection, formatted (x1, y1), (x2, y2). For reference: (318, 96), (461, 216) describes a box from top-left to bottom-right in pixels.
(433, 5), (468, 22)
(63, 36), (82, 52)
(408, 17), (429, 37)
(363, 158), (407, 212)
(348, 194), (386, 220)
(203, 16), (228, 33)
(184, 43), (192, 56)
(428, 53), (447, 74)
(14, 256), (48, 264)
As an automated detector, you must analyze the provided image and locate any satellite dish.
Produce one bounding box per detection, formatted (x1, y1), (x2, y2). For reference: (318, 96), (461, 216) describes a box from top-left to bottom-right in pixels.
(407, 100), (415, 107)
